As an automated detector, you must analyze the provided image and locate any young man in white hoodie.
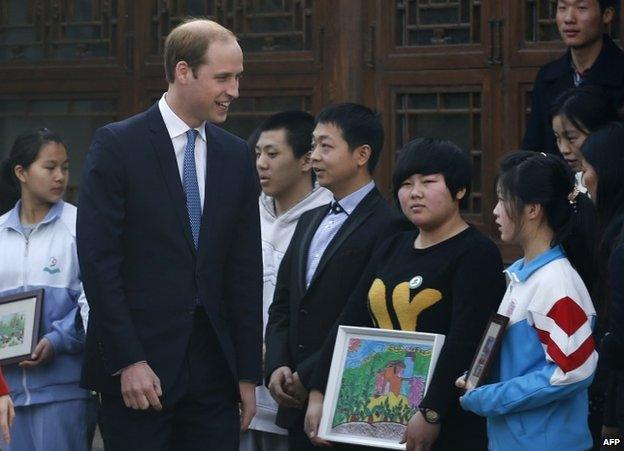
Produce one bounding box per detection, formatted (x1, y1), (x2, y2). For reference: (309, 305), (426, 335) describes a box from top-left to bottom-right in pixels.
(240, 111), (331, 451)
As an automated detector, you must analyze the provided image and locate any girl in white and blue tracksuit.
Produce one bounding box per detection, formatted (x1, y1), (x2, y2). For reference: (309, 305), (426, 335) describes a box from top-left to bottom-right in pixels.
(0, 129), (93, 451)
(459, 152), (598, 451)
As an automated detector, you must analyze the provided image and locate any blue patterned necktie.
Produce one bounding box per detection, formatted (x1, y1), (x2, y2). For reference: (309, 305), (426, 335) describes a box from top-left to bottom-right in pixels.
(183, 129), (201, 248)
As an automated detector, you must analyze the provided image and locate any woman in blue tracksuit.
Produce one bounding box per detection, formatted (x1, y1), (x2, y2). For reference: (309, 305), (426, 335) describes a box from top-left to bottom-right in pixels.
(458, 152), (599, 450)
(0, 128), (94, 450)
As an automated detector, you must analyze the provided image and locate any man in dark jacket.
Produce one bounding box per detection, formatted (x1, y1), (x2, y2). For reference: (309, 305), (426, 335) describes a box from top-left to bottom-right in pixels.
(264, 103), (404, 451)
(522, 0), (623, 154)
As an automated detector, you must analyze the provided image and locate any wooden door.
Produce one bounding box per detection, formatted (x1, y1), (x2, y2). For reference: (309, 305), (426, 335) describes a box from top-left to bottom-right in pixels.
(366, 0), (503, 242)
(0, 0), (136, 202)
(133, 0), (327, 141)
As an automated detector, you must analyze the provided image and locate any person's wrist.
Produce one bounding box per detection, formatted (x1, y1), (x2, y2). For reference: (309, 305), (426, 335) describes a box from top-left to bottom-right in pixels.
(419, 407), (441, 424)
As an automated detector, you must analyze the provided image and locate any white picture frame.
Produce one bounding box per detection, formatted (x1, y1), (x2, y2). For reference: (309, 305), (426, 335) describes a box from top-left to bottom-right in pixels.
(318, 326), (445, 449)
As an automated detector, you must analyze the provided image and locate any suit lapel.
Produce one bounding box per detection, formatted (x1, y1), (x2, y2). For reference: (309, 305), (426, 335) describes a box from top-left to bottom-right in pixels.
(307, 189), (380, 289)
(197, 123), (224, 257)
(147, 105), (196, 255)
(296, 206), (329, 297)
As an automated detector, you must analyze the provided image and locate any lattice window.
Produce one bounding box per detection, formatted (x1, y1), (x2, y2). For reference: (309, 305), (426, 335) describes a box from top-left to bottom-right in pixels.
(395, 0), (481, 47)
(222, 93), (312, 141)
(525, 0), (620, 43)
(0, 97), (118, 202)
(150, 0), (313, 56)
(394, 91), (482, 215)
(0, 0), (118, 60)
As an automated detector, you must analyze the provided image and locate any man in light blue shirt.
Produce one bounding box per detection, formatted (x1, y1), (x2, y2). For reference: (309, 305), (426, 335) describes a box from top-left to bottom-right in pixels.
(265, 103), (404, 451)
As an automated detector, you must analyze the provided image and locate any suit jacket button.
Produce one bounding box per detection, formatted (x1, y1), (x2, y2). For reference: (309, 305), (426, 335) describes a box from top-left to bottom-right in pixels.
(298, 344), (305, 350)
(300, 309), (308, 315)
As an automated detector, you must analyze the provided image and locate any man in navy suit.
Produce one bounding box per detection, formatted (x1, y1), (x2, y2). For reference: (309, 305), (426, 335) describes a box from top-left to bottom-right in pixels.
(77, 19), (262, 450)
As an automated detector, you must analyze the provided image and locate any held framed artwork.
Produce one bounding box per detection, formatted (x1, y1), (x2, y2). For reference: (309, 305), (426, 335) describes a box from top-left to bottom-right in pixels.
(318, 326), (445, 450)
(0, 289), (44, 365)
(464, 313), (509, 391)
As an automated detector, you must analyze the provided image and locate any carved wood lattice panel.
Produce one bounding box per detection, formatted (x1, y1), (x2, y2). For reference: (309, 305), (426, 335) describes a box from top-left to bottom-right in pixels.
(395, 91), (483, 214)
(525, 0), (619, 43)
(0, 96), (118, 202)
(150, 0), (313, 57)
(395, 0), (481, 47)
(0, 0), (118, 60)
(221, 93), (312, 140)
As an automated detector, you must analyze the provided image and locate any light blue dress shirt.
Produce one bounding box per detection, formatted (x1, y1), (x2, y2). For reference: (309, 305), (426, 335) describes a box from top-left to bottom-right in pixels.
(305, 181), (375, 288)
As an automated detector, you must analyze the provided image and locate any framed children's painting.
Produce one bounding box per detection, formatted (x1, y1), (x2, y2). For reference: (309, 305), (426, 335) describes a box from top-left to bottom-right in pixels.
(318, 326), (445, 450)
(0, 289), (44, 365)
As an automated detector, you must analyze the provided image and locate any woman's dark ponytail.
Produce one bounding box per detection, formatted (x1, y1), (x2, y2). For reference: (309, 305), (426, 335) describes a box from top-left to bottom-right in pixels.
(497, 151), (597, 294)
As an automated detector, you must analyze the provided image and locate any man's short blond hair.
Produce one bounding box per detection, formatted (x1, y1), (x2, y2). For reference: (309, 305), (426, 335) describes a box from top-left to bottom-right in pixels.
(164, 19), (236, 83)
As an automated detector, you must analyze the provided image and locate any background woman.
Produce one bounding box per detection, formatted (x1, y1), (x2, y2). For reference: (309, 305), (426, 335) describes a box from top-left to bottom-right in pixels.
(581, 122), (624, 442)
(458, 151), (598, 451)
(550, 86), (618, 193)
(0, 129), (94, 451)
(304, 138), (506, 451)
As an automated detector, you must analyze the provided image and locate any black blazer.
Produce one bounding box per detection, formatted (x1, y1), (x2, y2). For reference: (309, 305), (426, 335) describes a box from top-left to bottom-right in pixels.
(264, 187), (404, 428)
(522, 34), (624, 155)
(77, 104), (262, 401)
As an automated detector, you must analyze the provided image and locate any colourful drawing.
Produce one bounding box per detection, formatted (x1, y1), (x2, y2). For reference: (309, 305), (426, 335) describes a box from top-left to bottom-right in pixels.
(0, 312), (26, 350)
(330, 338), (432, 440)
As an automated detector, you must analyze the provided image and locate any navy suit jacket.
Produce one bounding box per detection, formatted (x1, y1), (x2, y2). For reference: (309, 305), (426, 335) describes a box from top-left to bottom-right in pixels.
(77, 104), (262, 401)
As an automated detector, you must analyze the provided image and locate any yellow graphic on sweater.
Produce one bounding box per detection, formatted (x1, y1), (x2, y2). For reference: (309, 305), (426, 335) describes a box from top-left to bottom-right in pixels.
(368, 279), (442, 331)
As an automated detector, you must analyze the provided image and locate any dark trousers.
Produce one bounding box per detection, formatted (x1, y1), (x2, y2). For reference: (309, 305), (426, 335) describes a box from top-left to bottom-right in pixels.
(100, 307), (239, 451)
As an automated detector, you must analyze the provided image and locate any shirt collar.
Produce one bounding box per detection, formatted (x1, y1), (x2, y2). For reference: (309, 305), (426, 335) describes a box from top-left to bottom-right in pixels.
(158, 93), (206, 142)
(504, 244), (566, 283)
(333, 181), (375, 215)
(1, 200), (64, 232)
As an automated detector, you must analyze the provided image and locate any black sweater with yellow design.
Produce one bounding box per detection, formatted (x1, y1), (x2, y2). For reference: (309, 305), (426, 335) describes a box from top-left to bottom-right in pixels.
(309, 226), (505, 449)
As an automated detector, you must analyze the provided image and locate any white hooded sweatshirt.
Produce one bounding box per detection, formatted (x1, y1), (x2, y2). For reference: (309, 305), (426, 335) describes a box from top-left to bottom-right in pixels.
(251, 184), (332, 434)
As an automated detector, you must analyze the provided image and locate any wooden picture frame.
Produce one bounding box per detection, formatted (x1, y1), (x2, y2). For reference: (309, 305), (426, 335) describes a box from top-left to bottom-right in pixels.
(318, 326), (445, 450)
(0, 289), (44, 365)
(464, 313), (509, 391)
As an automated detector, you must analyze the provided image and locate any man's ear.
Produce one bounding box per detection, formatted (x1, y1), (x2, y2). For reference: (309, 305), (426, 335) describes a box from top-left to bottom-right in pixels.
(603, 6), (615, 26)
(355, 145), (372, 168)
(455, 187), (466, 201)
(300, 151), (312, 173)
(175, 61), (192, 84)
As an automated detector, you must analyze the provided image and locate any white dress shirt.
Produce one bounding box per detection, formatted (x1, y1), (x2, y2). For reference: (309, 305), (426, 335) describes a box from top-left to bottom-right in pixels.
(158, 93), (207, 211)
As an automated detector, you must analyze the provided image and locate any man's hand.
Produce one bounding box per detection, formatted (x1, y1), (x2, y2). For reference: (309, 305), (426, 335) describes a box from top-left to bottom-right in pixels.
(400, 411), (441, 451)
(268, 366), (303, 408)
(239, 381), (256, 432)
(120, 362), (162, 411)
(0, 394), (14, 444)
(304, 390), (332, 447)
(19, 337), (54, 368)
(285, 372), (308, 403)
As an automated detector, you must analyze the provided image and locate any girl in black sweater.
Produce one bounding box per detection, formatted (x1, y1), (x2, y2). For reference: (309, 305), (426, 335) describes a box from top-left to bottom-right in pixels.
(303, 138), (505, 451)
